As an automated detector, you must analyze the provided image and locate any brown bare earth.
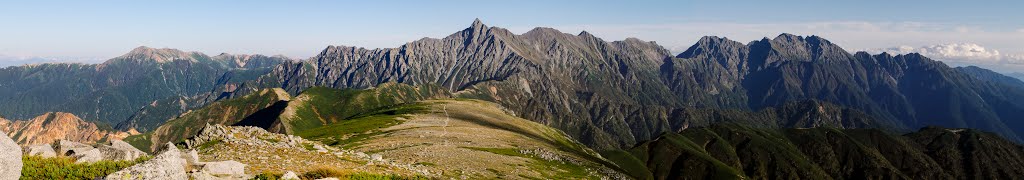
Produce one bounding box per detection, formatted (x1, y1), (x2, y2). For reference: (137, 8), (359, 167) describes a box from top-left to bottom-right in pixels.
(0, 112), (136, 146)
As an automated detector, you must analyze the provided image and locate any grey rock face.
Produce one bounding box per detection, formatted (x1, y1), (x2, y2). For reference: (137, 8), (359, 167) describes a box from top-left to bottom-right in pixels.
(106, 142), (188, 180)
(0, 131), (22, 180)
(53, 139), (150, 163)
(97, 140), (148, 161)
(55, 139), (92, 156)
(198, 160), (246, 177)
(72, 148), (104, 163)
(25, 143), (56, 158)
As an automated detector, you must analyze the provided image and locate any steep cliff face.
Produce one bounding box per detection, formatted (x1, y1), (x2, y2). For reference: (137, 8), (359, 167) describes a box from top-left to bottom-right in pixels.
(0, 112), (136, 146)
(0, 47), (290, 129)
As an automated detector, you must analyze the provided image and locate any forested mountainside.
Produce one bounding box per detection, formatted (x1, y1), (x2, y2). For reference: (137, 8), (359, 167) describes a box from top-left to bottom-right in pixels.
(0, 46), (290, 130)
(613, 124), (1024, 179)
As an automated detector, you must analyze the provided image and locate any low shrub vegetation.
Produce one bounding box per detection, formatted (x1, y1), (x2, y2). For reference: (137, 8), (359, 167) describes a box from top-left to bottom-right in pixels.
(20, 156), (149, 179)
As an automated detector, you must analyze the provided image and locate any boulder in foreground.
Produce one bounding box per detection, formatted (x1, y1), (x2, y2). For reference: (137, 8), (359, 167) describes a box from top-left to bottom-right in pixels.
(0, 130), (22, 180)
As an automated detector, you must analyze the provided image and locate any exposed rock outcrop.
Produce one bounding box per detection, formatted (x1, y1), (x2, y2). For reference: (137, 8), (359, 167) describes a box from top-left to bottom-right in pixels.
(25, 144), (56, 158)
(107, 141), (252, 179)
(53, 139), (149, 163)
(0, 112), (136, 146)
(0, 130), (22, 180)
(97, 140), (148, 161)
(71, 148), (104, 163)
(106, 143), (188, 180)
(197, 161), (246, 178)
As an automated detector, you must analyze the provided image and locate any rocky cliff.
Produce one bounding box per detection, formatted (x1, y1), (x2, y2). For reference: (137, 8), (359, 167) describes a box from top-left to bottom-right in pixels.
(0, 112), (137, 146)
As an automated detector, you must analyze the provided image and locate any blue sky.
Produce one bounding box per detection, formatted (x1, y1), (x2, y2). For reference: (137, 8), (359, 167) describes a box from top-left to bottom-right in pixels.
(2, 0), (1024, 71)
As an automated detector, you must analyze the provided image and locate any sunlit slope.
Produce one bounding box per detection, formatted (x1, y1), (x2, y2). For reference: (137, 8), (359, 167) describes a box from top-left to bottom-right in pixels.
(295, 99), (625, 179)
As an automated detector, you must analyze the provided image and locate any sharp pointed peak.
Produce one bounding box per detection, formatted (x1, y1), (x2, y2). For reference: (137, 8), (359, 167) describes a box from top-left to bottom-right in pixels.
(577, 30), (593, 36)
(773, 33), (804, 41)
(472, 18), (483, 25)
(470, 18), (486, 29)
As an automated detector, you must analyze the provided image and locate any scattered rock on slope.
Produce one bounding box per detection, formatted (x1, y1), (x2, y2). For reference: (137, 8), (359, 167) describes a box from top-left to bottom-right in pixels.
(184, 124), (423, 176)
(106, 141), (254, 179)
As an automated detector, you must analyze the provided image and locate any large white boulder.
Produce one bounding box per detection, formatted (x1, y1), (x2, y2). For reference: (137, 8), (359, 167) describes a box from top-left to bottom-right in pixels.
(200, 160), (246, 176)
(281, 171), (300, 180)
(97, 140), (148, 161)
(0, 130), (22, 180)
(25, 143), (56, 158)
(55, 139), (92, 156)
(106, 142), (188, 180)
(72, 148), (104, 163)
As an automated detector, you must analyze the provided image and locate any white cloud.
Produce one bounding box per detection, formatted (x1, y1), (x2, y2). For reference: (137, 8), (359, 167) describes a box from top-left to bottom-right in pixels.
(863, 43), (1024, 73)
(864, 43), (1024, 64)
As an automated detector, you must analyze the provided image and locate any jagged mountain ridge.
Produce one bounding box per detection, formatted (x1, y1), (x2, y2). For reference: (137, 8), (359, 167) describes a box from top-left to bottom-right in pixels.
(224, 19), (680, 149)
(211, 20), (1024, 149)
(956, 66), (1024, 89)
(0, 47), (291, 129)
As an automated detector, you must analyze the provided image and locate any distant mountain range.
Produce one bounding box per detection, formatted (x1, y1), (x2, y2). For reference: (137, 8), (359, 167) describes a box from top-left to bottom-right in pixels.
(2, 20), (1024, 149)
(1010, 72), (1024, 81)
(0, 46), (291, 131)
